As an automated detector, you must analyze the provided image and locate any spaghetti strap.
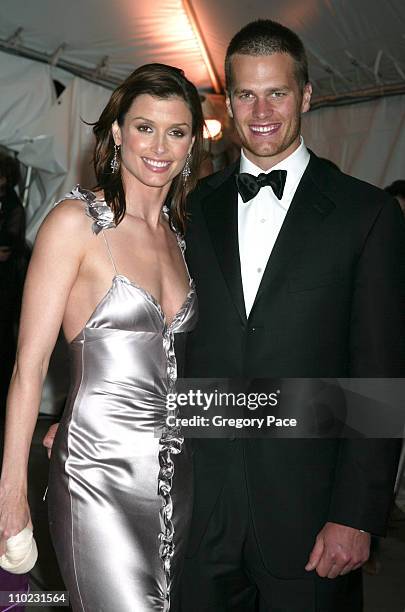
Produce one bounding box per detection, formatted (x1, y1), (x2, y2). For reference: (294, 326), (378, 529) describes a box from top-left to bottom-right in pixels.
(177, 235), (192, 283)
(102, 230), (119, 276)
(162, 204), (192, 283)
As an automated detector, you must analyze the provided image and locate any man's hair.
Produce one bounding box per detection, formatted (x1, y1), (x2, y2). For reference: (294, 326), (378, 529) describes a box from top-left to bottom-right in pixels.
(225, 19), (309, 91)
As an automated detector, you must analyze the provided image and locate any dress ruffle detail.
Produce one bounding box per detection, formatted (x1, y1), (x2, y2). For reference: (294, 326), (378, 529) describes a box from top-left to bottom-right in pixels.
(158, 327), (184, 611)
(157, 228), (188, 612)
(56, 185), (115, 234)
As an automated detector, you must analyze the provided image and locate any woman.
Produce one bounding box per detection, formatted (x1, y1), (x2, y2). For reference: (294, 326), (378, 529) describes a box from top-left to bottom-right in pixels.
(0, 63), (204, 611)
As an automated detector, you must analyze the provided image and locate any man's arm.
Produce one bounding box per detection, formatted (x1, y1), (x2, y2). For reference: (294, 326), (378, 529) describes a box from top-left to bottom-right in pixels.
(307, 194), (405, 577)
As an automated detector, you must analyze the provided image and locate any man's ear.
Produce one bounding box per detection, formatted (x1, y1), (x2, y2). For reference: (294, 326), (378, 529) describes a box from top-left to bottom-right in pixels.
(225, 93), (233, 119)
(301, 83), (312, 114)
(111, 120), (122, 146)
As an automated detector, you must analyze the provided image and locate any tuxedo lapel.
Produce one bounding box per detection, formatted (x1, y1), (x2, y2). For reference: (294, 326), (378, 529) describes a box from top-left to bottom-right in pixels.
(249, 155), (336, 318)
(201, 163), (247, 324)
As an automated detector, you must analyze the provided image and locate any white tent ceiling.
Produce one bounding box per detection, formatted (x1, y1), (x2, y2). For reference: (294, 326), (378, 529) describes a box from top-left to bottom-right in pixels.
(0, 0), (404, 240)
(0, 0), (404, 105)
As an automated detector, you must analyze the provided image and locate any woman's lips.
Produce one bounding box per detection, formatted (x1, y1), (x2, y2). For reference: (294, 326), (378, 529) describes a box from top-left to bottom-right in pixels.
(142, 157), (173, 172)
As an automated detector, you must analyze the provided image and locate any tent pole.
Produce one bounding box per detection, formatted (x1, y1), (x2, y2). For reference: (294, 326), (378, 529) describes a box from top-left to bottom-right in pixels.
(22, 165), (32, 209)
(311, 82), (405, 110)
(182, 0), (223, 94)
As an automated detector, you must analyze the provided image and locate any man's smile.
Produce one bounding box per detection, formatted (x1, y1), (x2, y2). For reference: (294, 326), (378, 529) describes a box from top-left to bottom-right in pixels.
(249, 123), (281, 136)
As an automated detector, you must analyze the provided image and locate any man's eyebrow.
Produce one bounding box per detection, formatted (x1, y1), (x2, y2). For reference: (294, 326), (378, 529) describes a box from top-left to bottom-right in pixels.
(233, 88), (254, 95)
(233, 86), (290, 93)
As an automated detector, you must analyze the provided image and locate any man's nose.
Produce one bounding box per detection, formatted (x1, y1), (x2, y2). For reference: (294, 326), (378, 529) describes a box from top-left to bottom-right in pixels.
(252, 98), (272, 119)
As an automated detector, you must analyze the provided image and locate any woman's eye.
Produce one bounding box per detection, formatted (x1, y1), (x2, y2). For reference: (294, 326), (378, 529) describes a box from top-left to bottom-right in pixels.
(170, 130), (185, 138)
(137, 125), (153, 133)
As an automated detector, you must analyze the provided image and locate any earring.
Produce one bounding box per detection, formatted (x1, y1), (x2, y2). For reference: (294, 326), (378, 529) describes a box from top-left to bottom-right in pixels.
(110, 144), (120, 173)
(182, 153), (192, 182)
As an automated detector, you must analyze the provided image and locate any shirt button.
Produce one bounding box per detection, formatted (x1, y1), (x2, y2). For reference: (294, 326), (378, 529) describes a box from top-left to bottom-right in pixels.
(257, 267), (262, 273)
(260, 218), (266, 223)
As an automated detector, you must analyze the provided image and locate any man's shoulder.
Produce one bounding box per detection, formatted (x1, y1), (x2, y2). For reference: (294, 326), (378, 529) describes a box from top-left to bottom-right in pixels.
(309, 153), (393, 212)
(188, 161), (239, 206)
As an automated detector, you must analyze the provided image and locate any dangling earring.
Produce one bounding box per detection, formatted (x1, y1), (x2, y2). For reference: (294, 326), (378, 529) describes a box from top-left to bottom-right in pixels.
(182, 152), (191, 182)
(110, 144), (120, 173)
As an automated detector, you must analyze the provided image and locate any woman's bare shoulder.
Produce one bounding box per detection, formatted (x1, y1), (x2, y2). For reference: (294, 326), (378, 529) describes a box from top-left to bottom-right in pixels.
(37, 197), (93, 247)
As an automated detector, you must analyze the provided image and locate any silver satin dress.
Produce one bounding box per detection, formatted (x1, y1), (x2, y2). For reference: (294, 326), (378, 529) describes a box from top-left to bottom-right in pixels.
(48, 187), (197, 612)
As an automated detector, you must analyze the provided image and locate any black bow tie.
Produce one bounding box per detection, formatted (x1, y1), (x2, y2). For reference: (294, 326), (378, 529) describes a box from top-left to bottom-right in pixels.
(236, 169), (287, 203)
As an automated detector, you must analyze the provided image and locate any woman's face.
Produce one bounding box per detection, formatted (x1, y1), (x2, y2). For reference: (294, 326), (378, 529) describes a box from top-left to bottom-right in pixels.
(112, 94), (194, 189)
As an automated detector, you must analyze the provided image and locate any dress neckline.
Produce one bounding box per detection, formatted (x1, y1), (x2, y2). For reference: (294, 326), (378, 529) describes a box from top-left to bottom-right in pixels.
(68, 274), (195, 345)
(114, 274), (195, 328)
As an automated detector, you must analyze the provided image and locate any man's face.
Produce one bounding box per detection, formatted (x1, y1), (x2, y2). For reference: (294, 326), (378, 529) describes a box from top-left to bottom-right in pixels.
(226, 52), (312, 170)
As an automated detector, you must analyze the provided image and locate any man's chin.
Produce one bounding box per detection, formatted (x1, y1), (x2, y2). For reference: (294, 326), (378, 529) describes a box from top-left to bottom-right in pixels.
(242, 135), (301, 166)
(242, 143), (283, 164)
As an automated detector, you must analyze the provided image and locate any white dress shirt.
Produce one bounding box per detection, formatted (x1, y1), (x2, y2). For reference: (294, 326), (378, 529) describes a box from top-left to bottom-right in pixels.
(238, 137), (310, 316)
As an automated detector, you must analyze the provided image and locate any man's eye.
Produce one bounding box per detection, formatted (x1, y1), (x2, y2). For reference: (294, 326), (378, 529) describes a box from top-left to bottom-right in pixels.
(239, 93), (254, 100)
(271, 92), (286, 98)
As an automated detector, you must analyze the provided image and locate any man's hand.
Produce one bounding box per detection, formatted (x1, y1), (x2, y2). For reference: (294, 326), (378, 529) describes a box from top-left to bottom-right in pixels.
(305, 521), (370, 578)
(42, 423), (59, 459)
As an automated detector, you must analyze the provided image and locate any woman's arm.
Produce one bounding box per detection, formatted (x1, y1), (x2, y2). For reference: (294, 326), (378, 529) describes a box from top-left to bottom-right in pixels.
(0, 200), (89, 553)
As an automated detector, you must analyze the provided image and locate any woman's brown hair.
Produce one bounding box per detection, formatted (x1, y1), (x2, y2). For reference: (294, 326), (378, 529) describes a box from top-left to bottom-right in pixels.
(92, 63), (204, 234)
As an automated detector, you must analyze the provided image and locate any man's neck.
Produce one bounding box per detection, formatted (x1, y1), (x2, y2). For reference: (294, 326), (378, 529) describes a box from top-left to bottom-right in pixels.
(241, 137), (306, 173)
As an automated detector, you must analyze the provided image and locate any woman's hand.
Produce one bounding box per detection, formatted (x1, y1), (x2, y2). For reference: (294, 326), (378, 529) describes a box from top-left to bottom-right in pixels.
(0, 485), (31, 556)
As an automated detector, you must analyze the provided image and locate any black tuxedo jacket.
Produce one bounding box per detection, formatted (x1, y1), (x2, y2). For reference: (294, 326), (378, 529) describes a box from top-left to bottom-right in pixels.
(183, 152), (405, 578)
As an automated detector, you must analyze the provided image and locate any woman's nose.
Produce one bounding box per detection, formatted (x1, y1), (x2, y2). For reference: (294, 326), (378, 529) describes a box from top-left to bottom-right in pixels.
(150, 133), (167, 155)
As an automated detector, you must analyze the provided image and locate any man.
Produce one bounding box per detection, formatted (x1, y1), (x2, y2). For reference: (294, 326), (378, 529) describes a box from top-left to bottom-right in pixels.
(178, 19), (405, 611)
